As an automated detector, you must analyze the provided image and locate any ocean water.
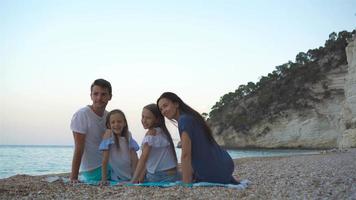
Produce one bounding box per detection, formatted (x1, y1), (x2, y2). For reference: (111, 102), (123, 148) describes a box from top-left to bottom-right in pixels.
(0, 145), (319, 179)
(0, 145), (73, 179)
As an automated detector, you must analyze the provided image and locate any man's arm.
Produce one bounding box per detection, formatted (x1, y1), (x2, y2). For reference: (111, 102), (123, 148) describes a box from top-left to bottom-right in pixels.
(70, 132), (85, 182)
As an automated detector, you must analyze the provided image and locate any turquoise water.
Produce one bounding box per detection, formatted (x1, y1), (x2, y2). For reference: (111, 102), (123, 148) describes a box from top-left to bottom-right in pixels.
(0, 145), (319, 179)
(0, 145), (73, 179)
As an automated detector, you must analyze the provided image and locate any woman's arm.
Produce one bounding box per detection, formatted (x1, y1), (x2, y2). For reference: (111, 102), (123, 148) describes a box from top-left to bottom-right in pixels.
(181, 132), (193, 183)
(131, 144), (151, 183)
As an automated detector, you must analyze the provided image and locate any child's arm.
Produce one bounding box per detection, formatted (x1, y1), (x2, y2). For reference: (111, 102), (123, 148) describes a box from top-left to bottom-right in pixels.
(181, 131), (193, 183)
(138, 168), (146, 183)
(130, 150), (146, 183)
(130, 150), (138, 173)
(131, 144), (151, 183)
(101, 150), (110, 184)
(99, 130), (112, 185)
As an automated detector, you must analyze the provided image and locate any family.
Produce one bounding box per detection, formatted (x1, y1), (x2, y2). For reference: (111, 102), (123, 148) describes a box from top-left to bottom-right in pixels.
(69, 79), (238, 185)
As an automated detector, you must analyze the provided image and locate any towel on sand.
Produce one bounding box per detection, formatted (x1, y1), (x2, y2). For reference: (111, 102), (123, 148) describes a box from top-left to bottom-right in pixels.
(44, 176), (250, 190)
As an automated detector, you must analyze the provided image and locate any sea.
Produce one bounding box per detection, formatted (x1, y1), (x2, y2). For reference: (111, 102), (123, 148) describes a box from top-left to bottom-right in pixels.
(0, 145), (319, 179)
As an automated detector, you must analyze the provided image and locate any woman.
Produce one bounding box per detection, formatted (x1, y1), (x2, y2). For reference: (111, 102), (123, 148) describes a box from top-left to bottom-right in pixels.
(157, 92), (238, 184)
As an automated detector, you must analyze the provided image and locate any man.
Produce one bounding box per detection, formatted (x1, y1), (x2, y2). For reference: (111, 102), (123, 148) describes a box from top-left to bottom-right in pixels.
(70, 79), (112, 183)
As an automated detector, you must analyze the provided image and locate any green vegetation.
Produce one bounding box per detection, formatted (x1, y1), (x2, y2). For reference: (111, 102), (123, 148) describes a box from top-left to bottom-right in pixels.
(209, 30), (355, 133)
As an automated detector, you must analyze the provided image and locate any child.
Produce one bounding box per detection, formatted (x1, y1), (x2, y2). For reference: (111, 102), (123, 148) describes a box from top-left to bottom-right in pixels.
(99, 109), (139, 185)
(157, 92), (239, 184)
(131, 104), (179, 183)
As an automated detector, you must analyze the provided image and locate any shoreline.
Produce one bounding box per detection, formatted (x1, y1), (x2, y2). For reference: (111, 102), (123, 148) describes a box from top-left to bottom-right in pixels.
(0, 149), (322, 181)
(1, 148), (355, 199)
(0, 148), (323, 181)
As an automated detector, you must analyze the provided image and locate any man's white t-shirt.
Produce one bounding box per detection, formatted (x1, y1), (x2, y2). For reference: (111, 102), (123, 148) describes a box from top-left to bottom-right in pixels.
(70, 105), (108, 172)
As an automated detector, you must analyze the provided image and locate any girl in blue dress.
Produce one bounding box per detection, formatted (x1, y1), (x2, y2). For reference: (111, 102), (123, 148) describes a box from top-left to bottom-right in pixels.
(157, 92), (238, 184)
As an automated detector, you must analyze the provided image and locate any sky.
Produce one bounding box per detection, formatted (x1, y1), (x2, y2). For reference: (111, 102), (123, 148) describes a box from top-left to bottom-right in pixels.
(1, 0), (355, 145)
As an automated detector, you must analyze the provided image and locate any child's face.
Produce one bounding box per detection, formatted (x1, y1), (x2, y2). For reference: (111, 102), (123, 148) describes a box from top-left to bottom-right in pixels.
(141, 108), (158, 129)
(109, 113), (126, 135)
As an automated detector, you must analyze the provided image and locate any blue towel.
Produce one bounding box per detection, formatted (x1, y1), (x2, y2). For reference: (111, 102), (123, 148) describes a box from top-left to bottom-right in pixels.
(57, 177), (250, 190)
(129, 180), (250, 190)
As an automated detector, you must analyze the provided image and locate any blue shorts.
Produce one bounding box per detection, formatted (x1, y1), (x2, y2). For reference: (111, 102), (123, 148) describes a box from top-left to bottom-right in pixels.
(145, 170), (181, 183)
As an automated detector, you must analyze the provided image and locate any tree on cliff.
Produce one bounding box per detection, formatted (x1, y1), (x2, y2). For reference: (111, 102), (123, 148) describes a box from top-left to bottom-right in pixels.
(209, 30), (356, 133)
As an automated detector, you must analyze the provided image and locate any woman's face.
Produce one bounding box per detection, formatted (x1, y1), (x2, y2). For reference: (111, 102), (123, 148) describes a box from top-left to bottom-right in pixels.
(158, 98), (179, 120)
(141, 108), (157, 129)
(109, 113), (126, 135)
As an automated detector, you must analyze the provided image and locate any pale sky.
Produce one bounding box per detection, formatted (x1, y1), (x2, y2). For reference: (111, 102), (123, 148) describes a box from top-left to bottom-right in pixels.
(1, 0), (355, 145)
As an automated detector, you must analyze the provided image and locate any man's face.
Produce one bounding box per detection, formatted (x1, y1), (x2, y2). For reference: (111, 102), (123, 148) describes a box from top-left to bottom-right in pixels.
(90, 85), (112, 110)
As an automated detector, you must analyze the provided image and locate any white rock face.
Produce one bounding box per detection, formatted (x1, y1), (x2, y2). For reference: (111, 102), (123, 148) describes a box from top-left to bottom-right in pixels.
(214, 38), (356, 149)
(338, 37), (356, 148)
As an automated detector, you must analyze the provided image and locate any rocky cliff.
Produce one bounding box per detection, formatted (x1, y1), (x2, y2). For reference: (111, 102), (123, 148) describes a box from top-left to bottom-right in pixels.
(338, 36), (356, 148)
(209, 31), (356, 149)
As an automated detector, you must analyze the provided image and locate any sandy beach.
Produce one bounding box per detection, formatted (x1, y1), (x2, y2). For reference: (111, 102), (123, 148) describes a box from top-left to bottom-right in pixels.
(1, 149), (355, 200)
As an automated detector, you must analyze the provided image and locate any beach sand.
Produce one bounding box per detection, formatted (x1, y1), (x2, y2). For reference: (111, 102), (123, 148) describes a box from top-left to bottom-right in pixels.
(1, 149), (355, 199)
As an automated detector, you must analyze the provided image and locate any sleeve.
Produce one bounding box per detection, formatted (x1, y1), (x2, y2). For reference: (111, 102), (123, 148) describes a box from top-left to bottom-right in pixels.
(129, 137), (140, 151)
(70, 109), (87, 134)
(99, 138), (114, 151)
(178, 115), (194, 139)
(142, 135), (170, 147)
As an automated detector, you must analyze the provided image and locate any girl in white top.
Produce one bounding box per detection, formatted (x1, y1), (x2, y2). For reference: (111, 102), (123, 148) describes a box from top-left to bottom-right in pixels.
(99, 109), (139, 185)
(131, 104), (179, 183)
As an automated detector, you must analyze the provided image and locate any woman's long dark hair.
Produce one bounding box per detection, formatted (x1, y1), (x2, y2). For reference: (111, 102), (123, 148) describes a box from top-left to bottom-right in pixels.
(144, 103), (178, 164)
(157, 92), (216, 144)
(106, 109), (129, 149)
